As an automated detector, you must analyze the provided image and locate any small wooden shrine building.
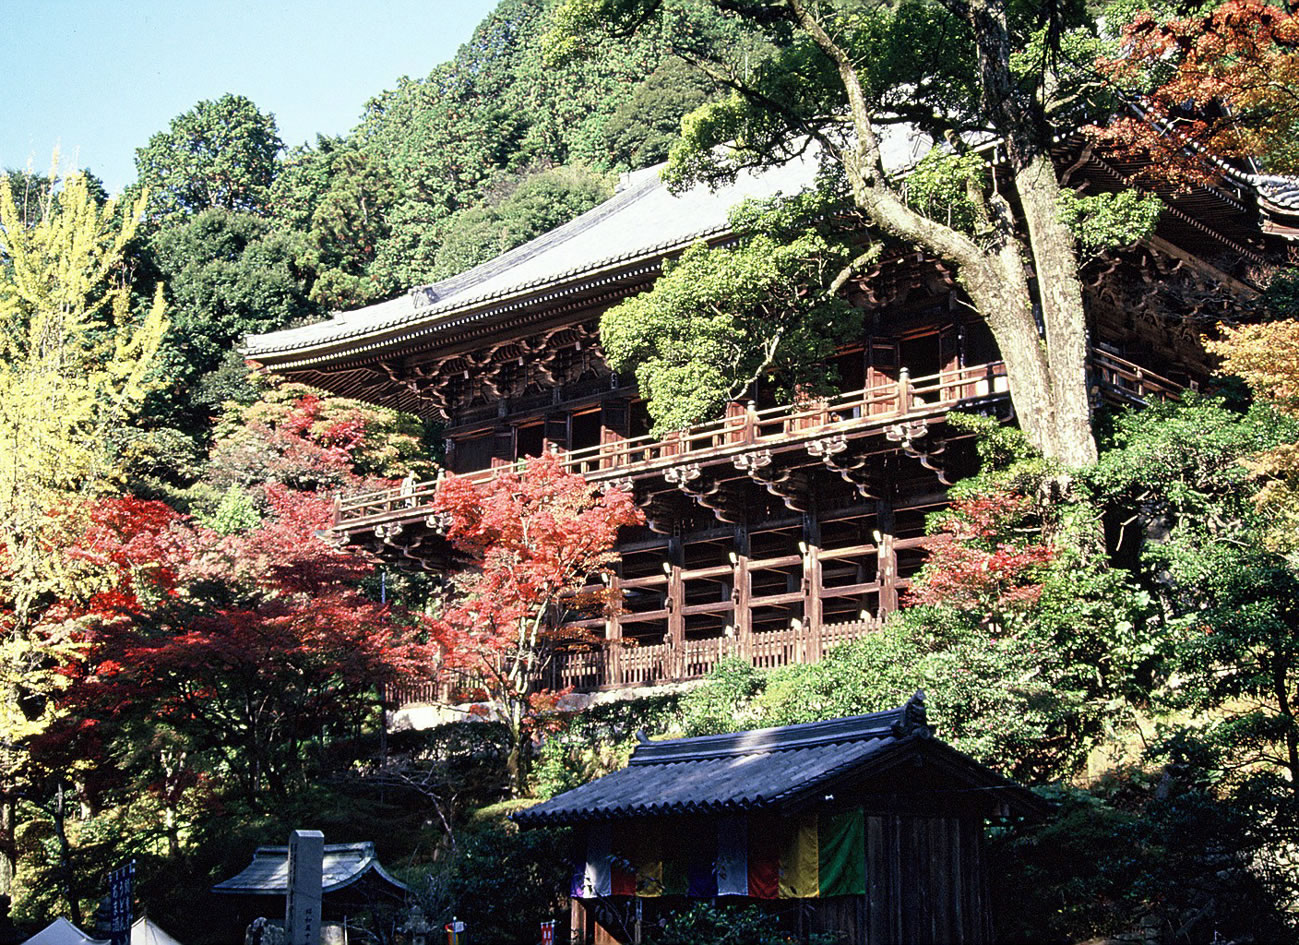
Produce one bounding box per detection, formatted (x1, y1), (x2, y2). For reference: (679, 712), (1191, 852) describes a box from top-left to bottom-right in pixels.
(210, 841), (408, 933)
(513, 694), (1046, 944)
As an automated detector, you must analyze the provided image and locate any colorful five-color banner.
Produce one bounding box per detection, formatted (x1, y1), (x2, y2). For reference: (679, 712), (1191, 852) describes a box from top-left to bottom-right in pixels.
(572, 810), (867, 900)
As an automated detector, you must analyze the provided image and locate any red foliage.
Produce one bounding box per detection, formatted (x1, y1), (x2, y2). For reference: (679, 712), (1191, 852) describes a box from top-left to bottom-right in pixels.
(41, 489), (434, 801)
(424, 453), (642, 789)
(905, 489), (1053, 615)
(1091, 1), (1299, 185)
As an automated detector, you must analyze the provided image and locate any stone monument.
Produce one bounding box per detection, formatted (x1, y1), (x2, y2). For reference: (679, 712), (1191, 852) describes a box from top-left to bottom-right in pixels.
(285, 830), (324, 945)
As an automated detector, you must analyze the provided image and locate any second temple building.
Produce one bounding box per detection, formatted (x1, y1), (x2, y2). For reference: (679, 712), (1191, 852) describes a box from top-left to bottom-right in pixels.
(244, 142), (1299, 707)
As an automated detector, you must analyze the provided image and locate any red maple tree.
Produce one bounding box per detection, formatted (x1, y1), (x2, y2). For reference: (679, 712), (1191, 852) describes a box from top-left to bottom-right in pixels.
(426, 452), (643, 793)
(905, 489), (1054, 621)
(1092, 0), (1299, 186)
(49, 489), (433, 805)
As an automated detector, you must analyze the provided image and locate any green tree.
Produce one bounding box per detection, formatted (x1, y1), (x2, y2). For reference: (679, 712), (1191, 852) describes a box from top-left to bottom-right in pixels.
(602, 188), (867, 432)
(603, 57), (717, 169)
(146, 208), (317, 428)
(133, 94), (282, 221)
(549, 0), (1170, 465)
(270, 139), (400, 310)
(1093, 398), (1299, 799)
(430, 164), (613, 280)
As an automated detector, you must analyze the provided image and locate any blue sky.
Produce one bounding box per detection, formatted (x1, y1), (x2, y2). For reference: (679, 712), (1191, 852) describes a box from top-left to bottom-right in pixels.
(3, 0), (501, 195)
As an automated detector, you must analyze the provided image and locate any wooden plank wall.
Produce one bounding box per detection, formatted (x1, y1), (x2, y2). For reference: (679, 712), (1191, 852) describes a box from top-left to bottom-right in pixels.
(572, 813), (990, 945)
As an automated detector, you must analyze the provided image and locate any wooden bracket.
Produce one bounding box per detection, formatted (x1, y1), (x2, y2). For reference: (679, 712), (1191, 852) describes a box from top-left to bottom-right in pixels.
(733, 449), (809, 513)
(665, 463), (742, 524)
(807, 434), (875, 498)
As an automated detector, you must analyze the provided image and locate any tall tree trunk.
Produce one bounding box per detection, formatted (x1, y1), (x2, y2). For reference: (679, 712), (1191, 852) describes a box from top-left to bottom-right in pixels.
(51, 783), (80, 925)
(964, 0), (1098, 466)
(0, 795), (13, 896)
(1015, 155), (1098, 466)
(791, 0), (1099, 466)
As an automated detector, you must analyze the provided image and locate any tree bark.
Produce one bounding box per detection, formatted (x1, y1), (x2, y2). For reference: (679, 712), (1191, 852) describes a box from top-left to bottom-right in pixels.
(789, 0), (1099, 465)
(0, 795), (13, 897)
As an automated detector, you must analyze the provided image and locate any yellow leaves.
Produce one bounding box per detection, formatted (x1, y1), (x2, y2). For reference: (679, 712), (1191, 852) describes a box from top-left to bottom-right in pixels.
(0, 160), (167, 623)
(1208, 319), (1299, 551)
(1206, 321), (1299, 415)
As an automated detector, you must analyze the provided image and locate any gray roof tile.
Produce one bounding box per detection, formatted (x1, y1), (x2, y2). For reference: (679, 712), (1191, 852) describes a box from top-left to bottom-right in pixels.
(211, 841), (408, 895)
(244, 153), (825, 360)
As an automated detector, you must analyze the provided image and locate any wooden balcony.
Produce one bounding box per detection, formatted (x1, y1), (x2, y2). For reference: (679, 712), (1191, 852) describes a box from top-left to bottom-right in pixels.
(332, 351), (1181, 538)
(334, 360), (1013, 533)
(369, 350), (1183, 708)
(386, 617), (881, 706)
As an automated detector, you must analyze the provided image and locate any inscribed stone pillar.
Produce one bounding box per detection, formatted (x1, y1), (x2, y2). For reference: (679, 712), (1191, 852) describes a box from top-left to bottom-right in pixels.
(286, 829), (324, 945)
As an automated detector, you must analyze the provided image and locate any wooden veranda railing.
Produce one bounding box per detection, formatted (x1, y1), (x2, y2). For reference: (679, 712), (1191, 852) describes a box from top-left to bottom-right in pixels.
(333, 351), (1183, 532)
(386, 617), (882, 706)
(1091, 349), (1186, 404)
(332, 360), (1012, 530)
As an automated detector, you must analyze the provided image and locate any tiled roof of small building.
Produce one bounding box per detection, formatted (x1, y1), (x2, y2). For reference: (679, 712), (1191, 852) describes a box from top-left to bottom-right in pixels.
(211, 841), (408, 895)
(513, 694), (1046, 826)
(1252, 173), (1299, 212)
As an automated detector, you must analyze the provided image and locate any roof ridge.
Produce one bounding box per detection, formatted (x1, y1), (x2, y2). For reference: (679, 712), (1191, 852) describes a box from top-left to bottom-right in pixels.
(629, 693), (929, 766)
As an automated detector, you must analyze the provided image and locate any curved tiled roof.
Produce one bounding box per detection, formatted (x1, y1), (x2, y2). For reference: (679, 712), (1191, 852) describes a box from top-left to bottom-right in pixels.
(244, 154), (824, 362)
(211, 840), (408, 895)
(1252, 173), (1299, 212)
(512, 695), (1046, 826)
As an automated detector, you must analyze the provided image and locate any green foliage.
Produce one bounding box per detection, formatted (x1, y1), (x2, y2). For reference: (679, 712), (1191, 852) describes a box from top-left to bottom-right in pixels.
(903, 149), (987, 237)
(199, 485), (261, 535)
(1262, 265), (1299, 321)
(531, 693), (681, 798)
(409, 810), (571, 945)
(270, 138), (400, 310)
(602, 58), (716, 169)
(990, 774), (1295, 943)
(146, 208), (317, 428)
(602, 189), (866, 432)
(648, 902), (842, 945)
(1090, 395), (1294, 529)
(133, 94), (283, 221)
(1056, 188), (1163, 257)
(679, 657), (765, 736)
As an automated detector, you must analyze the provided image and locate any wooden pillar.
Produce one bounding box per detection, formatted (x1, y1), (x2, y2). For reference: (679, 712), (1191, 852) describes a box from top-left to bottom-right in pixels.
(724, 399), (748, 445)
(877, 498), (898, 615)
(570, 899), (587, 945)
(492, 424), (514, 466)
(667, 537), (684, 680)
(732, 525), (752, 662)
(605, 571), (622, 688)
(802, 514), (823, 660)
(543, 413), (569, 452)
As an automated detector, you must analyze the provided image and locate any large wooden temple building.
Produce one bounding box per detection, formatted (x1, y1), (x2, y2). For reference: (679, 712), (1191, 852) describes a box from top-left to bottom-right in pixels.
(245, 141), (1299, 703)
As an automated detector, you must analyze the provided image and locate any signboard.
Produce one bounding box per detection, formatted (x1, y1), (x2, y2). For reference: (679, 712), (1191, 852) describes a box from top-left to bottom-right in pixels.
(107, 860), (135, 945)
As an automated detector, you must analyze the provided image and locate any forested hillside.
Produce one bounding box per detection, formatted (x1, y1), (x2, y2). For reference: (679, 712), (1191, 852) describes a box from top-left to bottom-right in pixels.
(2, 0), (1299, 941)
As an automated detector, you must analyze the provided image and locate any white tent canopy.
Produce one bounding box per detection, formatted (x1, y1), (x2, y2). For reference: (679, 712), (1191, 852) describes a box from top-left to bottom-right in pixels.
(20, 916), (183, 945)
(21, 918), (108, 945)
(130, 917), (183, 945)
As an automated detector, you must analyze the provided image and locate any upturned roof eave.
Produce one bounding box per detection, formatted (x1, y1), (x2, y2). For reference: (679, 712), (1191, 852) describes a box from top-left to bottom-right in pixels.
(242, 223), (735, 371)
